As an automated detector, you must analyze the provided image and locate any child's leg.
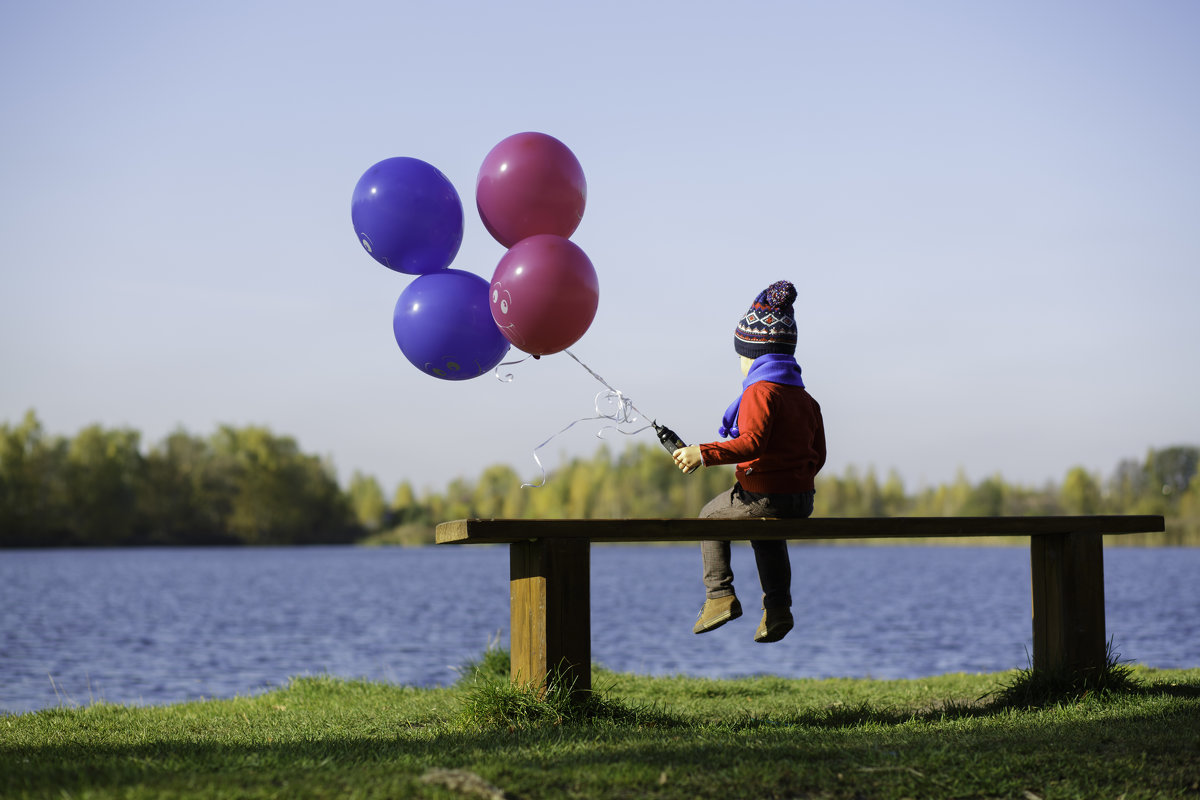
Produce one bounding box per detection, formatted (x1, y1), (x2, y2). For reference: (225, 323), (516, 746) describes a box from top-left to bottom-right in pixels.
(751, 540), (792, 609)
(697, 485), (775, 599)
(749, 491), (814, 609)
(698, 488), (739, 599)
(700, 539), (735, 599)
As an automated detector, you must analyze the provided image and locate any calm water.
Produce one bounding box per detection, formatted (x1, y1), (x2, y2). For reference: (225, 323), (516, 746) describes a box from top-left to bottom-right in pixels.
(2, 545), (1197, 714)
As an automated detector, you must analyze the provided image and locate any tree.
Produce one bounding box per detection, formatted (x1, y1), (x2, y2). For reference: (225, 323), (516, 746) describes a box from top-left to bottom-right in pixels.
(210, 425), (355, 545)
(348, 471), (386, 531)
(63, 424), (145, 545)
(813, 469), (849, 516)
(0, 410), (69, 545)
(961, 474), (1006, 517)
(628, 443), (679, 517)
(859, 467), (884, 516)
(140, 430), (232, 544)
(1178, 473), (1200, 529)
(586, 445), (623, 518)
(881, 469), (908, 516)
(1108, 457), (1149, 511)
(566, 460), (597, 518)
(390, 481), (423, 525)
(421, 487), (446, 528)
(471, 464), (523, 519)
(443, 477), (474, 521)
(1146, 446), (1199, 501)
(1061, 466), (1102, 515)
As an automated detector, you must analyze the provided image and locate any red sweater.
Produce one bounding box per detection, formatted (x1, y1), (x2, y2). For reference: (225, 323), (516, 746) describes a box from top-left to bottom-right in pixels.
(698, 381), (826, 494)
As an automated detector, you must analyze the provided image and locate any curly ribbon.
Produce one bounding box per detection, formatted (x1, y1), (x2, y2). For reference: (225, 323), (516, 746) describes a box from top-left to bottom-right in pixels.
(493, 354), (533, 383)
(519, 350), (653, 488)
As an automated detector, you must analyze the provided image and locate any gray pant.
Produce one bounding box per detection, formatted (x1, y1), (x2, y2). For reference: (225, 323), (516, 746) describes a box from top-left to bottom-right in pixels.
(699, 484), (815, 609)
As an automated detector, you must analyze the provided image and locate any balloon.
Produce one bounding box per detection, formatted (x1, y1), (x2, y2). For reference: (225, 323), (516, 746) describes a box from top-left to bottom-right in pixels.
(393, 269), (510, 380)
(489, 235), (599, 356)
(351, 157), (463, 275)
(476, 132), (587, 248)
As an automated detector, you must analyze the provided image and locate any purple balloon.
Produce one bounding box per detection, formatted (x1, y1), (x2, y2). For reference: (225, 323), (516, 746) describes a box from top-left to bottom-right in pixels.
(351, 157), (463, 275)
(393, 269), (511, 380)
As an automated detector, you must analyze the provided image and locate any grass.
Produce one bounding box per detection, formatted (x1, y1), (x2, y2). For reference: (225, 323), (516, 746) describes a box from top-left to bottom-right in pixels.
(3, 651), (1199, 799)
(984, 639), (1145, 709)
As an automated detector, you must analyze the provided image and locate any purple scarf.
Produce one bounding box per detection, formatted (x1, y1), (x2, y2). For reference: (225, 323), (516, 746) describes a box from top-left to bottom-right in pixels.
(718, 354), (805, 438)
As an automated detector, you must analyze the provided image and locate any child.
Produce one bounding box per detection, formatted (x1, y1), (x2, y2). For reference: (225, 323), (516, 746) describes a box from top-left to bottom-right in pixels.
(672, 280), (826, 643)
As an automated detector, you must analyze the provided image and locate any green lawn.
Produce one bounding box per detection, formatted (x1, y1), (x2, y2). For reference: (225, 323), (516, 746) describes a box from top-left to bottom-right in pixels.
(4, 660), (1198, 799)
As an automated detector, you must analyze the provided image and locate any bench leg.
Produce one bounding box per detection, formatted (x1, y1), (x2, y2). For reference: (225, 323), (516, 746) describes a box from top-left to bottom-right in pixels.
(1030, 532), (1107, 675)
(509, 538), (591, 697)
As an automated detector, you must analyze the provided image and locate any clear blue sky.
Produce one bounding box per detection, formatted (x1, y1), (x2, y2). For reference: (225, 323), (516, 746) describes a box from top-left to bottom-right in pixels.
(2, 1), (1197, 495)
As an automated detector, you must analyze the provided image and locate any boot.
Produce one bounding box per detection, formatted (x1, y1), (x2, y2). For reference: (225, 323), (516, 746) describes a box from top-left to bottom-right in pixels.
(693, 595), (742, 634)
(754, 607), (793, 643)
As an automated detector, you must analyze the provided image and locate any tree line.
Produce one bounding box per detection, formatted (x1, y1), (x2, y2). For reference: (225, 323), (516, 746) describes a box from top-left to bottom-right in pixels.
(2, 410), (1197, 547)
(0, 411), (356, 547)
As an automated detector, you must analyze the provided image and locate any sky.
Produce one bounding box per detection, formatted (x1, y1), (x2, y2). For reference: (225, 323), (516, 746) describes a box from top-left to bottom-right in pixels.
(2, 1), (1197, 497)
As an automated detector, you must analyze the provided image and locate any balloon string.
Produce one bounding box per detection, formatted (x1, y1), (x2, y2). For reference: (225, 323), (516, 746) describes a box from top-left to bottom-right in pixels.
(564, 349), (653, 421)
(520, 351), (653, 489)
(494, 354), (532, 383)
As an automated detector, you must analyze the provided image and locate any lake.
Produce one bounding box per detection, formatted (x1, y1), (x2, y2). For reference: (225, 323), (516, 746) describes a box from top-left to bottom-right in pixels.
(2, 544), (1197, 714)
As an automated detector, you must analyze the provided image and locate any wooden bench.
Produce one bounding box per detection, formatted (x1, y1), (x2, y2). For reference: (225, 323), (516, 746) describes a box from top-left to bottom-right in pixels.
(435, 516), (1165, 696)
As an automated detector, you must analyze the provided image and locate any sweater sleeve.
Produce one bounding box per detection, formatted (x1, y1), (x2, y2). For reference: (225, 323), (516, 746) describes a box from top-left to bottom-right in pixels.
(698, 382), (775, 467)
(812, 402), (828, 473)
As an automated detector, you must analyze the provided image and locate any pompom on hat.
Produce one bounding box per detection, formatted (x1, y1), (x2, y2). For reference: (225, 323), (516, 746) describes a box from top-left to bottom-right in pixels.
(734, 280), (798, 358)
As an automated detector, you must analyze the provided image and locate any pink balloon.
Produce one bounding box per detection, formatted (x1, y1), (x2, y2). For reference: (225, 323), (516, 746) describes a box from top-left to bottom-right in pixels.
(476, 132), (587, 248)
(489, 235), (599, 356)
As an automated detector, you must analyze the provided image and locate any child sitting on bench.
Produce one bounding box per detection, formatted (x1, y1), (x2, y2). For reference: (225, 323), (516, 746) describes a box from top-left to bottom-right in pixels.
(672, 280), (827, 643)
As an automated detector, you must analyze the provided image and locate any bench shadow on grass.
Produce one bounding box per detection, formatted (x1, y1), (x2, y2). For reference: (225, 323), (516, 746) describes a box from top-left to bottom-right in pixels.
(6, 690), (1199, 798)
(724, 678), (1200, 731)
(7, 651), (1198, 796)
(456, 658), (1200, 733)
(5, 666), (1200, 799)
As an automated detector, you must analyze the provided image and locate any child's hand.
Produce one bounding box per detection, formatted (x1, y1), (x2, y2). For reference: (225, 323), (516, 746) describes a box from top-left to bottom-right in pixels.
(672, 446), (703, 474)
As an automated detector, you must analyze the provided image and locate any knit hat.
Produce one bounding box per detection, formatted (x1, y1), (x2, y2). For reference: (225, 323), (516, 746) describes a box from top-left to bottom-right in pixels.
(734, 280), (798, 358)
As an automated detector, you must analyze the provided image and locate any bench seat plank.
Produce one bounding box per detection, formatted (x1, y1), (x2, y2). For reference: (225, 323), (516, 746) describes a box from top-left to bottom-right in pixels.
(436, 515), (1164, 544)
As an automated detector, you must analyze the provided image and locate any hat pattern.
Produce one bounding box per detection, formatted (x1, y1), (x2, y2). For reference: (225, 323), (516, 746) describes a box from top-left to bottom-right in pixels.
(734, 280), (798, 358)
